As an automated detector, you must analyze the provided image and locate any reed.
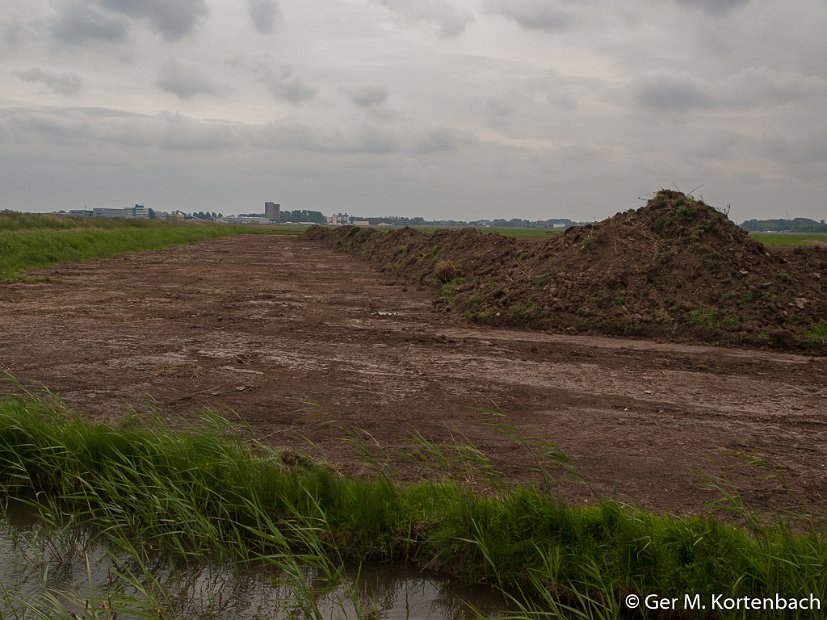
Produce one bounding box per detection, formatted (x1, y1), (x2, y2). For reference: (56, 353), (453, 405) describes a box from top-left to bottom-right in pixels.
(0, 393), (823, 618)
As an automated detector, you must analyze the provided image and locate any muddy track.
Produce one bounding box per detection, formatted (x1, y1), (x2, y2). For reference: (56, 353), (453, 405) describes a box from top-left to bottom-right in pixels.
(1, 235), (824, 517)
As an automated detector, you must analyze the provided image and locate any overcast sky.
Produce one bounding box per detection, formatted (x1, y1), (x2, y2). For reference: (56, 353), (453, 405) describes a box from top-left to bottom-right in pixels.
(2, 0), (826, 221)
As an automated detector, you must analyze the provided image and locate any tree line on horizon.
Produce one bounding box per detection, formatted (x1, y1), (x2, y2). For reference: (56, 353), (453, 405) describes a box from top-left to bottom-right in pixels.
(739, 217), (827, 233)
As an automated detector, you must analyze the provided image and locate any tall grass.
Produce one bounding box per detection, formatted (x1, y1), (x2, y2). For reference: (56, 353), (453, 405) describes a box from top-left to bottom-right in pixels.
(0, 227), (238, 279)
(0, 211), (166, 231)
(0, 212), (301, 280)
(0, 393), (824, 618)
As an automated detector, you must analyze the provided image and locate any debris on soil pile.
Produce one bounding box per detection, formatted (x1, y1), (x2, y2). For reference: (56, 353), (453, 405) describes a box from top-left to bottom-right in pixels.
(304, 190), (826, 351)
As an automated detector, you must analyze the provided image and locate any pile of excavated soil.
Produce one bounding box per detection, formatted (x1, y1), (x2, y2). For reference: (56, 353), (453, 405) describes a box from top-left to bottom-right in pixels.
(304, 190), (826, 351)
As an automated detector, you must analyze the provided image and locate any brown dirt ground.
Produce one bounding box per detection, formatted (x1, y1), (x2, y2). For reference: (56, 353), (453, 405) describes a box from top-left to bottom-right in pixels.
(0, 234), (825, 519)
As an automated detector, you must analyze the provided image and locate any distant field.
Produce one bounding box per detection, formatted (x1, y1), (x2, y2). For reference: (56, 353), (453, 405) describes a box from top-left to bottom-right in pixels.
(751, 232), (827, 246)
(0, 212), (304, 280)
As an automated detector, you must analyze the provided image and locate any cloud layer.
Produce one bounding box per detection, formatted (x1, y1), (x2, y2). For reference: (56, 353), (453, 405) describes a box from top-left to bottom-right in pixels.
(374, 0), (474, 37)
(156, 61), (225, 100)
(16, 68), (83, 95)
(2, 0), (826, 221)
(100, 0), (208, 40)
(247, 0), (281, 33)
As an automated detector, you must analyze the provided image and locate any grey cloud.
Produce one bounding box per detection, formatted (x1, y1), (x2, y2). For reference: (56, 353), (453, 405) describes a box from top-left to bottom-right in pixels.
(345, 124), (399, 153)
(16, 68), (83, 95)
(483, 96), (515, 130)
(346, 85), (388, 107)
(1, 106), (400, 156)
(486, 0), (574, 32)
(374, 0), (474, 37)
(255, 63), (316, 105)
(673, 0), (751, 16)
(51, 3), (129, 45)
(634, 70), (714, 111)
(408, 127), (473, 154)
(247, 0), (282, 33)
(153, 111), (245, 150)
(0, 107), (243, 151)
(253, 122), (473, 156)
(246, 122), (314, 150)
(125, 115), (240, 151)
(157, 61), (224, 99)
(658, 127), (754, 162)
(486, 97), (514, 118)
(100, 0), (207, 40)
(63, 106), (143, 119)
(722, 66), (827, 107)
(252, 121), (398, 154)
(634, 67), (827, 113)
(0, 108), (95, 146)
(1, 16), (23, 51)
(759, 127), (827, 165)
(558, 143), (612, 164)
(549, 92), (578, 110)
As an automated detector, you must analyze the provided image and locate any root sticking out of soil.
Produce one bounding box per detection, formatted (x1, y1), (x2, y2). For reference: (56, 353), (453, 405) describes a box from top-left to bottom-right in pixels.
(305, 190), (826, 351)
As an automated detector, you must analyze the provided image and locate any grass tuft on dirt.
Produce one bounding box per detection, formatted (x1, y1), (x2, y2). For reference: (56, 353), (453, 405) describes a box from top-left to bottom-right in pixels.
(305, 190), (826, 351)
(0, 393), (825, 617)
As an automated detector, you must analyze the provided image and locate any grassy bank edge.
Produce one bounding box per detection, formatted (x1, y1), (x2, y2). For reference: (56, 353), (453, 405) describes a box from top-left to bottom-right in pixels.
(0, 215), (305, 280)
(0, 394), (824, 618)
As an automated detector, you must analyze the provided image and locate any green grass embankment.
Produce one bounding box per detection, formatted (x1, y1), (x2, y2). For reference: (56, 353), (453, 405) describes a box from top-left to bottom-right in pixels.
(0, 226), (236, 280)
(0, 212), (303, 280)
(0, 394), (824, 618)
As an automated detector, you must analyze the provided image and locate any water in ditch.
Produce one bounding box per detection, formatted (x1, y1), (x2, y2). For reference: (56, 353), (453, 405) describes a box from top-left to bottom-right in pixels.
(0, 508), (514, 619)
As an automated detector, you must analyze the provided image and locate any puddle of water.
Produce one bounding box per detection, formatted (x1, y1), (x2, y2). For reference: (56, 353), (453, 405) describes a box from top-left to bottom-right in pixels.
(0, 508), (511, 619)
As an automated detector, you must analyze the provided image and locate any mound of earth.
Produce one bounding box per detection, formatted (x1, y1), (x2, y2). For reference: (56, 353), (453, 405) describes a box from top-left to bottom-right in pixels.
(304, 190), (826, 351)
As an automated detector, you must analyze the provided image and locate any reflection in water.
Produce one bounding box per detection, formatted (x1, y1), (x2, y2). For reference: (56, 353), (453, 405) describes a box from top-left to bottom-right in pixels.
(0, 514), (510, 619)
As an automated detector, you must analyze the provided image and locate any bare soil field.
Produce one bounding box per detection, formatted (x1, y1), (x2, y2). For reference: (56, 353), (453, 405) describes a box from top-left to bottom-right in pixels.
(0, 234), (824, 517)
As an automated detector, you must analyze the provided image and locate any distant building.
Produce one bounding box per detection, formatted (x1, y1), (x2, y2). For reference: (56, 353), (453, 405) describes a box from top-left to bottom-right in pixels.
(69, 209), (93, 217)
(131, 204), (149, 219)
(327, 213), (351, 225)
(93, 207), (128, 219)
(227, 216), (271, 225)
(265, 202), (280, 222)
(353, 220), (370, 227)
(90, 205), (149, 219)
